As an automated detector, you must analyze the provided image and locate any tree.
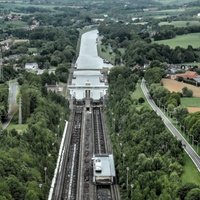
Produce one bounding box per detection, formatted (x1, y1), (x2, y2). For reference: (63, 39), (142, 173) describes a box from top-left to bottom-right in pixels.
(55, 64), (69, 83)
(185, 188), (200, 200)
(6, 175), (25, 200)
(144, 67), (165, 85)
(173, 106), (188, 124)
(25, 190), (39, 200)
(189, 119), (200, 141)
(21, 84), (41, 123)
(178, 183), (198, 200)
(182, 87), (193, 97)
(0, 181), (12, 200)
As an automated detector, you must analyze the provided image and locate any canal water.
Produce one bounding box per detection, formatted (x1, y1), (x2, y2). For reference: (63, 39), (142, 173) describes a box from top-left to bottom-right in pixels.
(70, 29), (113, 100)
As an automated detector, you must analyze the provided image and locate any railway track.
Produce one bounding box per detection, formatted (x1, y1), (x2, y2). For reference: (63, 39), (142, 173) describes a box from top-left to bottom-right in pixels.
(93, 107), (119, 200)
(93, 107), (106, 154)
(81, 111), (93, 200)
(61, 108), (82, 200)
(53, 106), (119, 200)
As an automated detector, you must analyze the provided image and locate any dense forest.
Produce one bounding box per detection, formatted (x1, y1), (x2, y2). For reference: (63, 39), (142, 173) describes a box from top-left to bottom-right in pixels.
(0, 0), (199, 199)
(0, 5), (79, 199)
(0, 72), (69, 200)
(98, 23), (200, 66)
(107, 67), (200, 199)
(144, 65), (200, 145)
(0, 84), (9, 123)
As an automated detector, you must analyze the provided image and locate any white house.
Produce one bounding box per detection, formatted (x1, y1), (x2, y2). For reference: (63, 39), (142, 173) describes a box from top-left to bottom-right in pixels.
(25, 63), (38, 71)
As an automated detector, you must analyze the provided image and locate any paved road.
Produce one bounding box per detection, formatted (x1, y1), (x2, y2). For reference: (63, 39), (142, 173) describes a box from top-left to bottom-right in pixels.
(141, 79), (200, 172)
(2, 80), (18, 129)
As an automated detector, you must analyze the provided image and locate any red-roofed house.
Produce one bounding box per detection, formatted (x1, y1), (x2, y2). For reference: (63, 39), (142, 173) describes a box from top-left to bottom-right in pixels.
(171, 71), (199, 80)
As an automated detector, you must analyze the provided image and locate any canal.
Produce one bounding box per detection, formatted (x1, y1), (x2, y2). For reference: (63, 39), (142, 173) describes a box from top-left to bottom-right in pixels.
(69, 29), (112, 100)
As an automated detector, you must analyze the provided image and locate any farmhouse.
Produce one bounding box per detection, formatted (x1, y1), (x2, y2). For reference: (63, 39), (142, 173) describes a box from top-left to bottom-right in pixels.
(172, 71), (198, 80)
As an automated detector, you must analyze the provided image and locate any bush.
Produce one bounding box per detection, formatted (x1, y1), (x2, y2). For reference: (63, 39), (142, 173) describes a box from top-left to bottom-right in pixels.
(138, 97), (145, 104)
(182, 87), (193, 97)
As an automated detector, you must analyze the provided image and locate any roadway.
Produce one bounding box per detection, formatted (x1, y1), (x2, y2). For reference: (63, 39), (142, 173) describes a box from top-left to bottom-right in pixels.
(141, 79), (200, 172)
(2, 80), (19, 129)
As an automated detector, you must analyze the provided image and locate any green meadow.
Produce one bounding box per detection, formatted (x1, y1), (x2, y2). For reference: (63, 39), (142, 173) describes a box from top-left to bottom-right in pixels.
(181, 97), (200, 108)
(182, 153), (200, 185)
(159, 21), (200, 27)
(154, 33), (200, 49)
(156, 0), (198, 5)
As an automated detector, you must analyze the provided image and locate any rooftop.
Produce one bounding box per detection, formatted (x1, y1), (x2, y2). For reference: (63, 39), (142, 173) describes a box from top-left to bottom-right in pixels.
(93, 154), (116, 177)
(176, 71), (198, 79)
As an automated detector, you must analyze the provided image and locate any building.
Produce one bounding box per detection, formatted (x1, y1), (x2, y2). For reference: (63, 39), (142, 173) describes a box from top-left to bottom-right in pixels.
(92, 154), (116, 185)
(45, 82), (63, 93)
(174, 71), (198, 79)
(25, 63), (38, 71)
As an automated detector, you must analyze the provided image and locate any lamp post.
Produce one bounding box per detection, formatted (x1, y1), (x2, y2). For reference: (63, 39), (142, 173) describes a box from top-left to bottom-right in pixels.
(189, 135), (194, 146)
(113, 118), (115, 131)
(44, 167), (47, 184)
(120, 142), (122, 153)
(166, 107), (169, 116)
(122, 153), (125, 167)
(163, 105), (166, 114)
(194, 139), (199, 154)
(126, 167), (129, 192)
(131, 184), (134, 199)
(39, 183), (42, 189)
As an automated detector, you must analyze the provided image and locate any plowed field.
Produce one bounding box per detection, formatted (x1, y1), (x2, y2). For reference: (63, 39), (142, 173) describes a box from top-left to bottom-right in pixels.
(187, 107), (200, 113)
(162, 79), (200, 97)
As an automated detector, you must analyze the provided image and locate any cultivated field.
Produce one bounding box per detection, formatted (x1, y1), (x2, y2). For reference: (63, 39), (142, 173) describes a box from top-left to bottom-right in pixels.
(156, 0), (198, 5)
(187, 107), (200, 113)
(181, 97), (200, 107)
(159, 21), (200, 27)
(155, 33), (200, 49)
(162, 78), (200, 97)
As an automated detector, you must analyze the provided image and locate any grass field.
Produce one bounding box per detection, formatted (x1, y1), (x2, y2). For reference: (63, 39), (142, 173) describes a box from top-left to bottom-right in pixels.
(153, 15), (169, 19)
(155, 33), (200, 48)
(181, 97), (200, 107)
(154, 8), (185, 13)
(0, 2), (62, 10)
(156, 0), (198, 5)
(28, 48), (37, 53)
(159, 21), (200, 27)
(183, 62), (200, 66)
(181, 97), (200, 113)
(7, 123), (28, 133)
(97, 44), (115, 65)
(182, 153), (200, 185)
(131, 82), (150, 110)
(0, 20), (28, 29)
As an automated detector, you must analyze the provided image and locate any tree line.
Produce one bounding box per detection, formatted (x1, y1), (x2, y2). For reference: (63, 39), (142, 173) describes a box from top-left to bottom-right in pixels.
(0, 84), (9, 123)
(144, 66), (200, 145)
(153, 25), (200, 41)
(107, 66), (200, 199)
(0, 72), (69, 200)
(98, 22), (200, 66)
(2, 26), (79, 83)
